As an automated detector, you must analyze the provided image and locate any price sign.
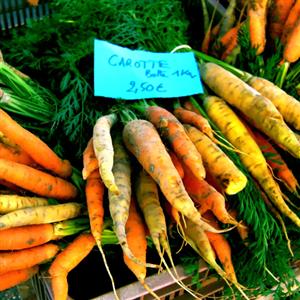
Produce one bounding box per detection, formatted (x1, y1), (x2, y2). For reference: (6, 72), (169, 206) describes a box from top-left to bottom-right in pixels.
(94, 40), (203, 99)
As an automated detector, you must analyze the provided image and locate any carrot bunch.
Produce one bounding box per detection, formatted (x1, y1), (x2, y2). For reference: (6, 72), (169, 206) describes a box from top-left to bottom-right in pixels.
(199, 0), (300, 64)
(76, 103), (254, 299)
(0, 109), (91, 293)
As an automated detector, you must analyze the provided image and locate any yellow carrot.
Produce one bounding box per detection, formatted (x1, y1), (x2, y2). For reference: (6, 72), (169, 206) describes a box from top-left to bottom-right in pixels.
(93, 113), (119, 194)
(200, 63), (300, 158)
(204, 95), (300, 227)
(184, 124), (247, 195)
(0, 194), (49, 214)
(247, 76), (300, 130)
(0, 203), (82, 230)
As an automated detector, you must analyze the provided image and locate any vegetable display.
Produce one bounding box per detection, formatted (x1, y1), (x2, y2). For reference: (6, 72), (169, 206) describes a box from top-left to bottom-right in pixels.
(1, 0), (300, 299)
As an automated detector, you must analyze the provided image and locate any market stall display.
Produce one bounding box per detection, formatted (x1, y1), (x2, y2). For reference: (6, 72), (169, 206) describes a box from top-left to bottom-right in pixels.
(0, 0), (300, 299)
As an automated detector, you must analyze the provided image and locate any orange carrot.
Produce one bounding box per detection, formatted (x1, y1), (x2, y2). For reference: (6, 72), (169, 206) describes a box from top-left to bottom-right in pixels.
(123, 199), (159, 299)
(182, 164), (238, 226)
(0, 159), (78, 200)
(85, 170), (119, 299)
(169, 150), (184, 179)
(0, 224), (54, 250)
(27, 0), (39, 6)
(0, 219), (87, 250)
(268, 0), (296, 40)
(203, 211), (237, 283)
(0, 142), (35, 166)
(283, 18), (300, 63)
(281, 0), (300, 44)
(0, 243), (59, 275)
(251, 129), (299, 195)
(123, 119), (222, 233)
(144, 105), (206, 180)
(218, 0), (237, 38)
(0, 109), (72, 178)
(82, 138), (98, 180)
(201, 1), (220, 53)
(49, 233), (96, 300)
(220, 24), (242, 60)
(248, 0), (269, 54)
(0, 265), (39, 292)
(173, 106), (214, 140)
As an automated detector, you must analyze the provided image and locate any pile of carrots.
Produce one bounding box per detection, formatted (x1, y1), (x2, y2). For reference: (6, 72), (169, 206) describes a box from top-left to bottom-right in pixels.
(201, 0), (300, 64)
(0, 109), (91, 293)
(65, 61), (298, 299)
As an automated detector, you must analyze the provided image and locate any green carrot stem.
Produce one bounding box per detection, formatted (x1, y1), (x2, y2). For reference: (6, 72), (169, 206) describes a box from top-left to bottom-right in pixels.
(193, 50), (252, 81)
(275, 62), (290, 88)
(53, 218), (90, 237)
(285, 61), (300, 82)
(200, 0), (209, 32)
(173, 98), (181, 109)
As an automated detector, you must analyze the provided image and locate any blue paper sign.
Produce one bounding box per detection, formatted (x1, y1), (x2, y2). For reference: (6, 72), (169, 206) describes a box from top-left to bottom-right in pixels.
(94, 40), (203, 99)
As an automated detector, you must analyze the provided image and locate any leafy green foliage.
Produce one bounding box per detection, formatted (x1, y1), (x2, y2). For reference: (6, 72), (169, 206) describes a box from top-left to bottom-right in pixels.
(236, 22), (283, 82)
(2, 0), (189, 158)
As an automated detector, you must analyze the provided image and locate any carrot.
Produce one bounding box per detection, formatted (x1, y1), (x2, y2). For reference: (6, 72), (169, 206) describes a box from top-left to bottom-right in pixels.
(27, 0), (39, 6)
(183, 217), (248, 299)
(248, 0), (269, 54)
(204, 211), (237, 282)
(0, 142), (35, 166)
(201, 0), (220, 53)
(0, 219), (89, 250)
(0, 224), (54, 250)
(257, 184), (293, 256)
(200, 63), (300, 158)
(204, 95), (300, 227)
(247, 76), (300, 130)
(0, 265), (39, 292)
(0, 159), (78, 199)
(218, 0), (237, 38)
(182, 164), (238, 226)
(250, 129), (299, 195)
(123, 199), (160, 299)
(144, 105), (206, 180)
(268, 0), (296, 40)
(0, 202), (82, 230)
(0, 109), (72, 178)
(93, 113), (119, 194)
(0, 243), (59, 275)
(281, 0), (300, 44)
(184, 124), (247, 195)
(85, 169), (119, 300)
(123, 119), (226, 234)
(48, 233), (95, 300)
(283, 18), (300, 63)
(168, 150), (184, 179)
(82, 138), (98, 180)
(135, 169), (175, 266)
(135, 167), (200, 296)
(0, 194), (49, 214)
(108, 134), (155, 267)
(173, 106), (214, 140)
(219, 24), (242, 60)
